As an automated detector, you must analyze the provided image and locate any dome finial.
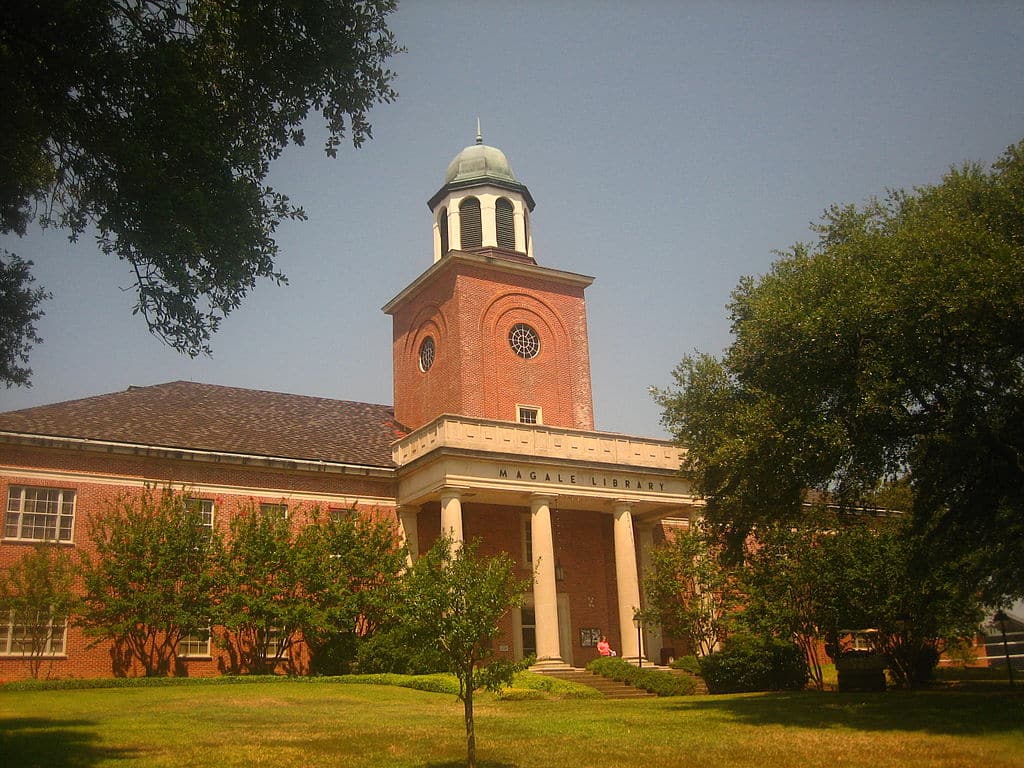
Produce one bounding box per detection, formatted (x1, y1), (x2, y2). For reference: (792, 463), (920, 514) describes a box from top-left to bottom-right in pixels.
(475, 117), (483, 145)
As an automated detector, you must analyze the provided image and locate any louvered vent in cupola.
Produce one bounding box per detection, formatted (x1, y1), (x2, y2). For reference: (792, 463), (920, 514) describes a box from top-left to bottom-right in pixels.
(496, 197), (515, 249)
(460, 197), (482, 249)
(439, 208), (449, 255)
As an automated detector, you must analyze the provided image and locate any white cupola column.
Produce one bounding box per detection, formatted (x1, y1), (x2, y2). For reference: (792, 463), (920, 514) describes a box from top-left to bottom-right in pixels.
(480, 194), (497, 248)
(448, 201), (462, 252)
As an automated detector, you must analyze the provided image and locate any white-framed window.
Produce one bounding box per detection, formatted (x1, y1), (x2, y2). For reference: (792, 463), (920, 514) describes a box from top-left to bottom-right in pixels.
(260, 503), (288, 520)
(178, 627), (212, 658)
(185, 498), (214, 531)
(517, 405), (542, 425)
(521, 514), (533, 567)
(328, 507), (354, 522)
(4, 486), (76, 542)
(0, 610), (67, 656)
(266, 626), (291, 660)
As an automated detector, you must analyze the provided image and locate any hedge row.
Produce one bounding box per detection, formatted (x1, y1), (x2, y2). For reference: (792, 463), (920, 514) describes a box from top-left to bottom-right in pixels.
(512, 671), (603, 699)
(586, 658), (699, 696)
(1, 670), (601, 700)
(669, 655), (702, 675)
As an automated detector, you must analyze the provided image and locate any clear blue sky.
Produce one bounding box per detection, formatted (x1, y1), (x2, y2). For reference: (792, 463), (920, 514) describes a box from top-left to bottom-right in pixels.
(2, 1), (1023, 438)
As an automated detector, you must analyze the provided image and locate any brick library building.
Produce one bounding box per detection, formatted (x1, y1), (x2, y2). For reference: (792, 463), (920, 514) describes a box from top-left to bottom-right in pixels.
(0, 135), (701, 680)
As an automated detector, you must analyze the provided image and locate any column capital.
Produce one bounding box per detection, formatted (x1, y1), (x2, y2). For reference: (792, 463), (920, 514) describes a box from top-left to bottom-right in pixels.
(440, 486), (470, 501)
(530, 493), (556, 508)
(612, 499), (633, 516)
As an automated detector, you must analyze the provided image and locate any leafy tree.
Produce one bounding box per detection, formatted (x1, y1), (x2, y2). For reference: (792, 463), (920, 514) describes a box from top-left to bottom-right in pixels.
(0, 543), (77, 678)
(739, 523), (831, 689)
(643, 522), (740, 658)
(294, 507), (406, 674)
(0, 251), (50, 387)
(78, 487), (220, 676)
(741, 514), (984, 688)
(655, 139), (1024, 602)
(397, 537), (532, 768)
(0, 1), (401, 383)
(216, 502), (310, 674)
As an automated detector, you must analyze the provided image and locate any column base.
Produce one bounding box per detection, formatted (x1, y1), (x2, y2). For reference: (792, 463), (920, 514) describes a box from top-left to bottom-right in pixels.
(529, 657), (573, 673)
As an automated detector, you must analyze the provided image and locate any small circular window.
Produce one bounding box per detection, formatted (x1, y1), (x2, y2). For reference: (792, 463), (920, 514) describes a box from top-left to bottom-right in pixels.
(419, 336), (436, 372)
(509, 323), (540, 359)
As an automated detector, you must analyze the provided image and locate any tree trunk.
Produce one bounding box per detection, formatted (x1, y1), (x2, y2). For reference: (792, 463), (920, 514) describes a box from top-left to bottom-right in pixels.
(464, 677), (476, 768)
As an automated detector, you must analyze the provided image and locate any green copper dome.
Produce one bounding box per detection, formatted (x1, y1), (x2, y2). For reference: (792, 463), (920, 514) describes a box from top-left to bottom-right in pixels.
(427, 126), (535, 212)
(444, 142), (519, 185)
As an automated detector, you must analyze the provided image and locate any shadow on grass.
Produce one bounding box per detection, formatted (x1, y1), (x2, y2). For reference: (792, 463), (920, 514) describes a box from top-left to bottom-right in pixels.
(1, 717), (141, 766)
(421, 763), (516, 768)
(667, 690), (1024, 736)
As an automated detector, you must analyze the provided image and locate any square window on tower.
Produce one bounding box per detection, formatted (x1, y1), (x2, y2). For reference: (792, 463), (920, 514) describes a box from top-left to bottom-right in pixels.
(517, 406), (541, 425)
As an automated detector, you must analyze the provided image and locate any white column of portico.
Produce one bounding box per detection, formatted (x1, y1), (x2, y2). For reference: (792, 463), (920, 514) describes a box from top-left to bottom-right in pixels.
(613, 501), (646, 664)
(636, 522), (662, 664)
(440, 489), (465, 552)
(530, 494), (566, 668)
(398, 505), (420, 567)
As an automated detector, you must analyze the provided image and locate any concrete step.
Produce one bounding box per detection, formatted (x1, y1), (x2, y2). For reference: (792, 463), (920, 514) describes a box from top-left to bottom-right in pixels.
(537, 664), (709, 697)
(534, 667), (657, 699)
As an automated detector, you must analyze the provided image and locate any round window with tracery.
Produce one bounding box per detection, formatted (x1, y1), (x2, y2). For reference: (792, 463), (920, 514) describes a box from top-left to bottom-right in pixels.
(509, 323), (540, 359)
(419, 336), (436, 372)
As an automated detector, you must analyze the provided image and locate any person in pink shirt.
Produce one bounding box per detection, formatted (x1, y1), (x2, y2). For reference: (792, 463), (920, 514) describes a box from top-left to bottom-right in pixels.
(597, 635), (615, 657)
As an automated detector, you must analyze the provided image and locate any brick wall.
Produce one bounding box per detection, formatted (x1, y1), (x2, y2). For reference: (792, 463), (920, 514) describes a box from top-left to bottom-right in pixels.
(0, 449), (398, 682)
(391, 257), (595, 431)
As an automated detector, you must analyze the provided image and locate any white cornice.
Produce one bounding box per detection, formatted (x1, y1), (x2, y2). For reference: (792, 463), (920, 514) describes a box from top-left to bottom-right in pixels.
(0, 432), (396, 479)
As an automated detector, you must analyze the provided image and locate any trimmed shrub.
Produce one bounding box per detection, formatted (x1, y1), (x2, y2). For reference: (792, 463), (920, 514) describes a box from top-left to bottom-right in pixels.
(338, 673), (461, 695)
(511, 671), (603, 699)
(496, 687), (546, 701)
(353, 627), (447, 675)
(670, 655), (702, 675)
(700, 636), (808, 693)
(586, 657), (699, 696)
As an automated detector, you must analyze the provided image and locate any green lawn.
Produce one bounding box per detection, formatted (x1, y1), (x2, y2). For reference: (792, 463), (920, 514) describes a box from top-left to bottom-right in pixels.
(2, 677), (1023, 768)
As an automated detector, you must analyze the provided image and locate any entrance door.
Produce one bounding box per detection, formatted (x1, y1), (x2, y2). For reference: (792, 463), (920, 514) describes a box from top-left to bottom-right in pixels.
(515, 595), (572, 665)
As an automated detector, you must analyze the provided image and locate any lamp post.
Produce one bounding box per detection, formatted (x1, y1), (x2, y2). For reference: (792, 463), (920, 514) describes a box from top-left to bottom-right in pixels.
(994, 610), (1016, 688)
(633, 610), (644, 668)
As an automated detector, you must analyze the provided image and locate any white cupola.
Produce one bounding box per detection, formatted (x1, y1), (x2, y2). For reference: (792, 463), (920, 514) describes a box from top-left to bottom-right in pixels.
(427, 125), (536, 263)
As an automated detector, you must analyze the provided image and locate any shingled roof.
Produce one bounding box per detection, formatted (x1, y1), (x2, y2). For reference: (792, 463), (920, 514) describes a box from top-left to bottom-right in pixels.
(0, 381), (404, 468)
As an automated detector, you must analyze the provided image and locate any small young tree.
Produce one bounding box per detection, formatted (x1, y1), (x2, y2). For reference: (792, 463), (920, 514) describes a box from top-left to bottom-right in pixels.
(398, 537), (532, 768)
(216, 502), (310, 674)
(294, 507), (406, 674)
(0, 543), (77, 678)
(740, 522), (832, 689)
(78, 487), (219, 676)
(644, 522), (740, 657)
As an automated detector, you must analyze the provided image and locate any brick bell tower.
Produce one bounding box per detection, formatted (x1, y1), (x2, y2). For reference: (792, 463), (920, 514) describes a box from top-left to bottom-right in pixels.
(384, 128), (596, 432)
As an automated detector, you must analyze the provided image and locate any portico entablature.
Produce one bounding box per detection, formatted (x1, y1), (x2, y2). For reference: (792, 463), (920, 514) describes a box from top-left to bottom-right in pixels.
(393, 414), (700, 522)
